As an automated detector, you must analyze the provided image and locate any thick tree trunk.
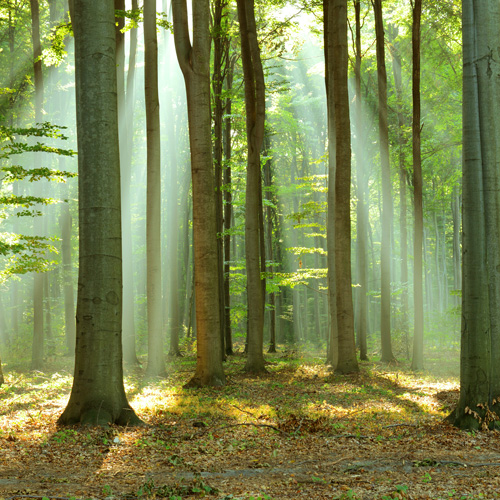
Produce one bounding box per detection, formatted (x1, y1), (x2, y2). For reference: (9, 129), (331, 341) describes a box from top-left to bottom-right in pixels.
(237, 0), (267, 373)
(411, 0), (424, 371)
(373, 0), (395, 363)
(59, 0), (141, 426)
(144, 0), (165, 377)
(173, 0), (225, 386)
(448, 0), (500, 430)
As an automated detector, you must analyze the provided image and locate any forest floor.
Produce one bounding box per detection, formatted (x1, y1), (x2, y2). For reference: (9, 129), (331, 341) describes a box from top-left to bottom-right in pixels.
(1, 345), (499, 500)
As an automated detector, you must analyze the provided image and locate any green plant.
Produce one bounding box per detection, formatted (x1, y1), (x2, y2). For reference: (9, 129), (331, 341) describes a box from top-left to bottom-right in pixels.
(102, 484), (113, 497)
(52, 429), (77, 443)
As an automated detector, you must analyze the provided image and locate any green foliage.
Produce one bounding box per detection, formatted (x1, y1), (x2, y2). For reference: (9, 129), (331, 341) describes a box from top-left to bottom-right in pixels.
(42, 21), (72, 67)
(0, 122), (76, 282)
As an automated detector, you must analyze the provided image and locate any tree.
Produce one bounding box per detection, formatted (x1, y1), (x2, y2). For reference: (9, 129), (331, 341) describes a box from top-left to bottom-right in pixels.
(172, 0), (225, 386)
(58, 0), (141, 426)
(324, 0), (338, 369)
(448, 0), (500, 430)
(30, 0), (45, 371)
(372, 0), (395, 363)
(411, 0), (424, 371)
(353, 0), (368, 362)
(144, 0), (165, 377)
(236, 0), (267, 373)
(325, 0), (359, 374)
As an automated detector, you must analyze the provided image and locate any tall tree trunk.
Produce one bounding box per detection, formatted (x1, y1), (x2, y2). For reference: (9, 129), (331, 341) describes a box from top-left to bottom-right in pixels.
(237, 0), (267, 373)
(223, 56), (235, 356)
(59, 0), (141, 426)
(372, 0), (395, 363)
(173, 0), (225, 386)
(330, 0), (359, 374)
(144, 0), (165, 377)
(324, 0), (338, 369)
(354, 0), (368, 361)
(115, 0), (139, 364)
(212, 0), (228, 359)
(411, 0), (424, 371)
(389, 26), (410, 359)
(30, 0), (44, 371)
(263, 132), (276, 353)
(448, 0), (500, 430)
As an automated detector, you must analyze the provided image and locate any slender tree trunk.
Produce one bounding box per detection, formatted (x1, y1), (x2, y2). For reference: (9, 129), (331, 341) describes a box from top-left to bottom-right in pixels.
(372, 0), (395, 363)
(389, 27), (409, 358)
(237, 0), (267, 373)
(116, 0), (139, 365)
(144, 0), (165, 377)
(212, 0), (228, 359)
(324, 0), (338, 369)
(411, 0), (424, 370)
(30, 0), (44, 371)
(263, 132), (276, 353)
(223, 56), (235, 356)
(354, 0), (368, 361)
(173, 0), (225, 386)
(59, 0), (141, 426)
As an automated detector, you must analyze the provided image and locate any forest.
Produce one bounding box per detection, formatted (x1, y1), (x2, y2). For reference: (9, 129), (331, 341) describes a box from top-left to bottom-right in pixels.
(1, 0), (500, 499)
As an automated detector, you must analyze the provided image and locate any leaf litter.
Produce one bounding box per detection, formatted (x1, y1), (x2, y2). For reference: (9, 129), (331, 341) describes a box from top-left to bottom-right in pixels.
(0, 352), (499, 500)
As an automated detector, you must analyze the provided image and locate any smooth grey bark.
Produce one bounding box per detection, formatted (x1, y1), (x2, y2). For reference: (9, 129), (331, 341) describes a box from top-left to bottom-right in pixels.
(59, 0), (141, 426)
(144, 0), (165, 377)
(411, 0), (424, 371)
(448, 0), (500, 430)
(173, 0), (225, 386)
(237, 0), (267, 373)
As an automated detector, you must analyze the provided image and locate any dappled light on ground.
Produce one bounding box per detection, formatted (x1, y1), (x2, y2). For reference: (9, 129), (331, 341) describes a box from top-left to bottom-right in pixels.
(1, 353), (499, 499)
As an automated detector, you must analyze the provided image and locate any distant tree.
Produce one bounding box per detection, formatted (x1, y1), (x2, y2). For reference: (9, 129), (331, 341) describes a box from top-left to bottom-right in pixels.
(144, 0), (165, 377)
(30, 0), (45, 371)
(372, 0), (396, 363)
(58, 0), (141, 426)
(448, 0), (500, 430)
(353, 0), (368, 362)
(172, 0), (225, 386)
(236, 0), (267, 373)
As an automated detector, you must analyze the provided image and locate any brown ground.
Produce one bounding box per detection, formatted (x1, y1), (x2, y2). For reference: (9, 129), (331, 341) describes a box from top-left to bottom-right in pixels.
(1, 352), (499, 500)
